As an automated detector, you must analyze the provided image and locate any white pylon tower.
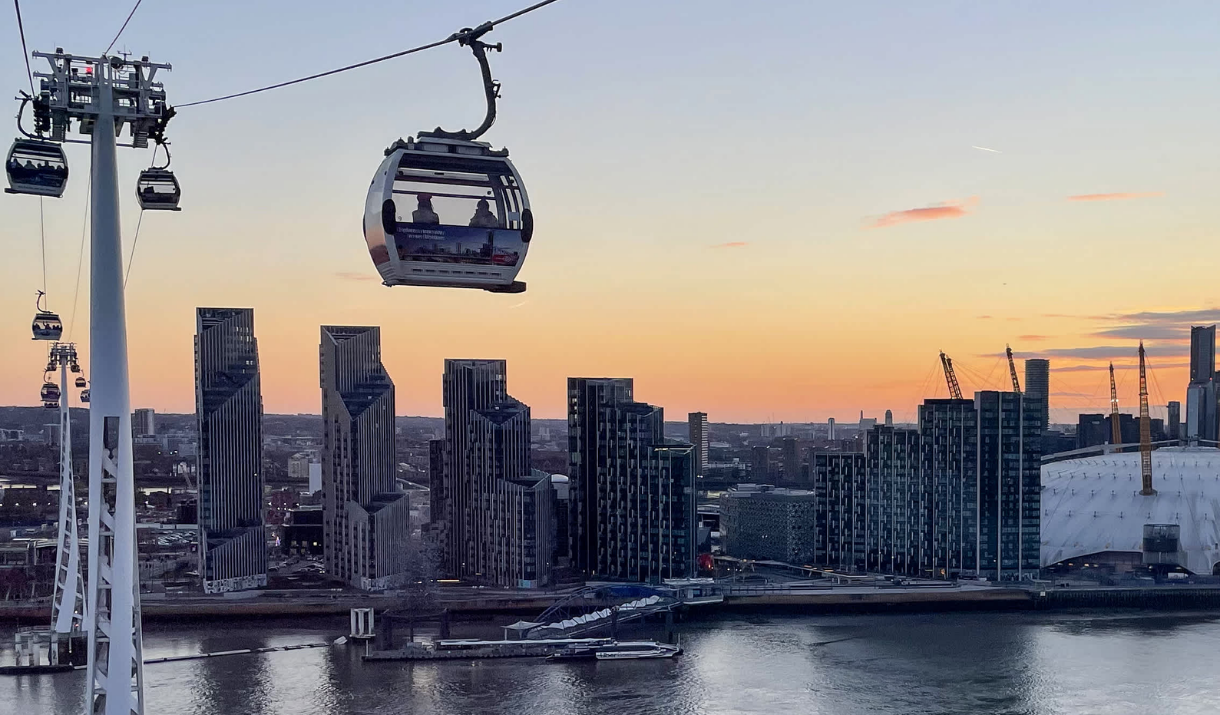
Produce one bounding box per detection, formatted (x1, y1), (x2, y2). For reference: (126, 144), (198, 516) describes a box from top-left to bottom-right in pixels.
(26, 49), (171, 715)
(47, 342), (86, 637)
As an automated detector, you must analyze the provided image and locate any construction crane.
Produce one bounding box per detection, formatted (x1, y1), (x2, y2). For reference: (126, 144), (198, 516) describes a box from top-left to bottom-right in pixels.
(1109, 362), (1122, 448)
(1005, 344), (1021, 394)
(940, 351), (963, 400)
(1138, 342), (1156, 495)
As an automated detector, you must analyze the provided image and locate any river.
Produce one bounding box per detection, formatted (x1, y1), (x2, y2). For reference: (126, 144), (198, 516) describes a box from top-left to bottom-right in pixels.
(3, 610), (1219, 714)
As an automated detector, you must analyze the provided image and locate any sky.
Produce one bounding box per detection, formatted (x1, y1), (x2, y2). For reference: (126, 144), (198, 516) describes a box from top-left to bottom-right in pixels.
(3, 1), (1220, 423)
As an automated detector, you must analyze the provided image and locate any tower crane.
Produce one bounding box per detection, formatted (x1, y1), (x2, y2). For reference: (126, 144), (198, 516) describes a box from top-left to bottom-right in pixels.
(940, 351), (963, 400)
(1006, 345), (1021, 394)
(1139, 342), (1156, 495)
(1109, 363), (1122, 448)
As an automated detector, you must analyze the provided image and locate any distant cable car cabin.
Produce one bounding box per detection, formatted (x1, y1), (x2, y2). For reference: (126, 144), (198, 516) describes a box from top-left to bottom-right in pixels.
(31, 292), (63, 341)
(75, 376), (86, 388)
(6, 139), (68, 198)
(40, 381), (60, 403)
(79, 389), (89, 404)
(135, 168), (181, 211)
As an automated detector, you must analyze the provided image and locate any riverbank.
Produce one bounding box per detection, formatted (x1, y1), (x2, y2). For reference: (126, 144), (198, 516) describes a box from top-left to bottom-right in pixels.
(9, 583), (1220, 624)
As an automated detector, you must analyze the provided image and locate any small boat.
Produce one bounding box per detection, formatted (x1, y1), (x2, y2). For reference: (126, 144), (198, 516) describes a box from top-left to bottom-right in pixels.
(548, 640), (681, 662)
(595, 642), (681, 660)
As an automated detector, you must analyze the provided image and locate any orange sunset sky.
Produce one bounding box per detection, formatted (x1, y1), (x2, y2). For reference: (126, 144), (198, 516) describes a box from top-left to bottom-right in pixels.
(3, 1), (1218, 423)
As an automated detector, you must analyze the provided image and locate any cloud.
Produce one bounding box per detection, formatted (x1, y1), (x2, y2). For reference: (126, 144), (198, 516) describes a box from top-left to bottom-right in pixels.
(334, 271), (377, 282)
(1090, 325), (1190, 341)
(1023, 345), (1184, 361)
(871, 197), (978, 229)
(1052, 365), (1112, 373)
(1018, 334), (1049, 341)
(1050, 391), (1097, 398)
(710, 241), (749, 249)
(971, 145), (1003, 154)
(1067, 192), (1163, 202)
(976, 315), (992, 320)
(1105, 308), (1220, 325)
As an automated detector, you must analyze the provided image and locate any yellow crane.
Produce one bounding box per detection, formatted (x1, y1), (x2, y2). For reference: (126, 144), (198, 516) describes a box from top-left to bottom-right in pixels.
(1139, 342), (1156, 495)
(1005, 345), (1021, 394)
(940, 351), (963, 400)
(1109, 362), (1122, 448)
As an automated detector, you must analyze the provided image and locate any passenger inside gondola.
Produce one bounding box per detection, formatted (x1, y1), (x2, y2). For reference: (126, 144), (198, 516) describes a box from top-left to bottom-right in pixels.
(412, 194), (440, 224)
(469, 198), (499, 228)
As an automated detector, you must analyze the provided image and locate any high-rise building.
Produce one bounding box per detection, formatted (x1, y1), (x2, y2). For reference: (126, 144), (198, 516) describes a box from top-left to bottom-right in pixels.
(437, 360), (551, 587)
(864, 426), (925, 575)
(1190, 326), (1216, 384)
(827, 418), (836, 440)
(319, 326), (410, 591)
(1024, 359), (1050, 432)
(884, 409), (893, 427)
(194, 308), (266, 593)
(1187, 326), (1217, 443)
(780, 436), (802, 484)
(811, 452), (867, 570)
(751, 445), (772, 481)
(688, 412), (709, 478)
(974, 391), (1042, 579)
(1168, 401), (1182, 440)
(132, 408), (156, 437)
(918, 398), (978, 577)
(567, 378), (695, 582)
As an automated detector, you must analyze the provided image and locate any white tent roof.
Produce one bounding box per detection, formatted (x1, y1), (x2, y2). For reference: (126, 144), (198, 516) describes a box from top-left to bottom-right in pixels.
(1042, 447), (1220, 574)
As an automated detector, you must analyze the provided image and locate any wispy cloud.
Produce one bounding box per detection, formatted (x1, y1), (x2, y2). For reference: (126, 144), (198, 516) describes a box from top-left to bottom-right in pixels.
(971, 145), (1002, 154)
(710, 241), (749, 249)
(1018, 334), (1049, 341)
(871, 197), (978, 229)
(508, 300), (530, 309)
(976, 315), (992, 320)
(1090, 325), (1190, 341)
(334, 271), (377, 282)
(1106, 308), (1220, 325)
(1022, 345), (1183, 360)
(1067, 192), (1163, 202)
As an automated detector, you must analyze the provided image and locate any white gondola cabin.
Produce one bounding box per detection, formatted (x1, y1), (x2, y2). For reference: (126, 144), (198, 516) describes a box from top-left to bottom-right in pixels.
(6, 139), (68, 198)
(363, 137), (532, 293)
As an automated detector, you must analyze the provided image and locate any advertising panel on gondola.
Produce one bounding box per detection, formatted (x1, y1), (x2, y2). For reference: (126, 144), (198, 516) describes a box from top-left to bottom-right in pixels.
(393, 223), (523, 269)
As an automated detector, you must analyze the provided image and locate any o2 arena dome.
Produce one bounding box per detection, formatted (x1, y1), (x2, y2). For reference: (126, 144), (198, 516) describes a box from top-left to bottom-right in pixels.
(1042, 447), (1220, 575)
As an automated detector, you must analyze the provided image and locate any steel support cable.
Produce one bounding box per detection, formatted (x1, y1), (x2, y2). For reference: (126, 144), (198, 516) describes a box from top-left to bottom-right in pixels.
(38, 196), (47, 297)
(103, 0), (143, 56)
(178, 0), (566, 108)
(67, 171), (91, 340)
(123, 209), (145, 288)
(13, 0), (34, 93)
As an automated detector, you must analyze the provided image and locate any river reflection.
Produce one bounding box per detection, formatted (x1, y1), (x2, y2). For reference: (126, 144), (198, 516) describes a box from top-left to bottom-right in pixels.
(4, 611), (1220, 714)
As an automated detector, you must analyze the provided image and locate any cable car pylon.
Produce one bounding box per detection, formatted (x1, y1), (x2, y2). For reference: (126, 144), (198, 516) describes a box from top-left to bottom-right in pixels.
(47, 342), (86, 640)
(12, 49), (174, 715)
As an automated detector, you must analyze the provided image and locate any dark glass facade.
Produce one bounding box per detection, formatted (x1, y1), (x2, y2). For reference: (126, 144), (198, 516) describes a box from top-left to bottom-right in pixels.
(437, 360), (551, 587)
(567, 378), (695, 582)
(320, 326), (409, 591)
(195, 307), (266, 593)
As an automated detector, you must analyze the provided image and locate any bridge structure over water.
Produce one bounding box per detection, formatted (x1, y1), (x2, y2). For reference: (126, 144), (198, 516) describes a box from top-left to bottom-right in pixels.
(513, 582), (721, 640)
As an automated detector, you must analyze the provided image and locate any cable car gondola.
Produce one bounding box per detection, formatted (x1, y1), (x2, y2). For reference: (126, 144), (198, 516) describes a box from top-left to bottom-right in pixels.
(6, 138), (68, 198)
(31, 291), (63, 341)
(79, 389), (89, 404)
(75, 376), (86, 388)
(40, 381), (60, 404)
(136, 168), (181, 211)
(362, 25), (531, 294)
